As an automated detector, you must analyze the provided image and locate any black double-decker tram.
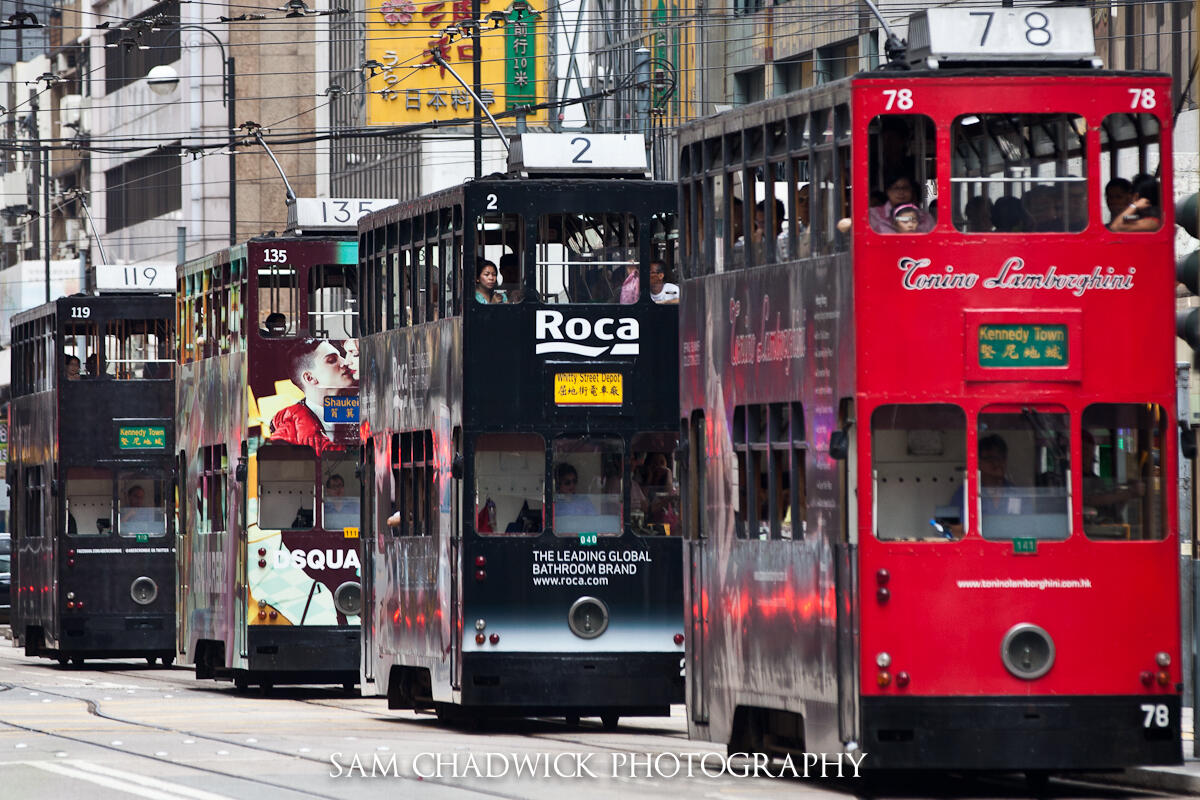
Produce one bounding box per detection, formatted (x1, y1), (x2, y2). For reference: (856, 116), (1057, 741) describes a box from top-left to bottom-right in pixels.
(358, 134), (683, 725)
(10, 268), (176, 665)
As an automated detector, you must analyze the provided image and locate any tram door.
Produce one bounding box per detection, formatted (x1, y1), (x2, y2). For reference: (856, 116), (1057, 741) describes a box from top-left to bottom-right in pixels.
(685, 411), (708, 724)
(233, 447), (249, 667)
(449, 429), (462, 689)
(834, 399), (859, 745)
(360, 440), (377, 684)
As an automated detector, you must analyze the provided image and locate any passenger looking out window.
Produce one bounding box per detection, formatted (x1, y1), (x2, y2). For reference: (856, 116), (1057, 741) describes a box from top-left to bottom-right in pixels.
(869, 174), (934, 233)
(1108, 175), (1162, 232)
(474, 260), (505, 304)
(1104, 178), (1134, 225)
(892, 204), (921, 233)
(963, 196), (993, 232)
(649, 261), (679, 304)
(65, 354), (81, 380)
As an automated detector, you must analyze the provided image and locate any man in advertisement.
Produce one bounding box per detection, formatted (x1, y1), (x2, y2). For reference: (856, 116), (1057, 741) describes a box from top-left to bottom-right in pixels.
(269, 340), (358, 454)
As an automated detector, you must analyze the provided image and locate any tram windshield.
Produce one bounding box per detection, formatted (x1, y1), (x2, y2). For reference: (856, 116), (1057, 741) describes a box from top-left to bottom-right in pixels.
(977, 407), (1070, 541)
(552, 436), (623, 536)
(118, 474), (168, 537)
(258, 445), (316, 530)
(871, 404), (966, 541)
(474, 433), (544, 536)
(322, 453), (361, 531)
(64, 467), (114, 536)
(1081, 403), (1165, 541)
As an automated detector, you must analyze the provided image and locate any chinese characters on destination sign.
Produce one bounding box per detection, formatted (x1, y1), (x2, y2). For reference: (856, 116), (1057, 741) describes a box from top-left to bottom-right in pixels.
(119, 426), (166, 450)
(554, 373), (623, 406)
(978, 324), (1067, 368)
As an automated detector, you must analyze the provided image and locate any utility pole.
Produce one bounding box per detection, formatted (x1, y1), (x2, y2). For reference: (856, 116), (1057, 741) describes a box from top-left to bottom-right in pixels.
(29, 88), (48, 302)
(472, 0), (482, 178)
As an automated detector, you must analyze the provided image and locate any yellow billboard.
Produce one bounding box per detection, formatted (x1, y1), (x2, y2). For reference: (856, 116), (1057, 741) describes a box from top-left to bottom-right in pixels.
(366, 1), (545, 125)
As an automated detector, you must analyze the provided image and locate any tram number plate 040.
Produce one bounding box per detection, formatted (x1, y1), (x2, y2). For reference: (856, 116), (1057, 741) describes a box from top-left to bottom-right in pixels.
(554, 373), (623, 406)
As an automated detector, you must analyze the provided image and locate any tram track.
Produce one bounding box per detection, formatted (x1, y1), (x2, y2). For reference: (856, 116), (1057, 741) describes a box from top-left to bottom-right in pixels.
(0, 676), (533, 800)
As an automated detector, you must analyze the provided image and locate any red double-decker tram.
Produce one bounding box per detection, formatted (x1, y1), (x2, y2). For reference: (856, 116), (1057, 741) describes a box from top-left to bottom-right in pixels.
(677, 7), (1181, 771)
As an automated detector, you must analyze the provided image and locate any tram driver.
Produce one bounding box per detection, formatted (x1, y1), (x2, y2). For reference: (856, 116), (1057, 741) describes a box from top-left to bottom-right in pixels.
(121, 485), (164, 534)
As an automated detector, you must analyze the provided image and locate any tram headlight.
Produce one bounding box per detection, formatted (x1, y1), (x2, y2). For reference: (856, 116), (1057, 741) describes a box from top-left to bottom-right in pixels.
(130, 576), (159, 606)
(1156, 652), (1171, 668)
(875, 652), (891, 668)
(567, 596), (609, 640)
(1000, 623), (1055, 680)
(333, 581), (362, 617)
(475, 619), (486, 631)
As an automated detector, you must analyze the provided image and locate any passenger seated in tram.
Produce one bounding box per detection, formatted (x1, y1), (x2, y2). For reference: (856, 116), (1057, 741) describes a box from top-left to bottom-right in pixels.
(891, 204), (922, 233)
(1022, 186), (1066, 232)
(322, 473), (359, 529)
(1108, 175), (1162, 232)
(65, 354), (81, 380)
(1080, 430), (1144, 528)
(1104, 177), (1134, 225)
(554, 463), (595, 515)
(990, 196), (1031, 232)
(121, 485), (164, 534)
(474, 260), (505, 304)
(777, 184), (810, 260)
(261, 312), (288, 337)
(85, 353), (101, 378)
(938, 434), (1017, 537)
(505, 501), (542, 533)
(869, 174), (934, 233)
(499, 253), (538, 303)
(963, 195), (993, 232)
(649, 261), (679, 304)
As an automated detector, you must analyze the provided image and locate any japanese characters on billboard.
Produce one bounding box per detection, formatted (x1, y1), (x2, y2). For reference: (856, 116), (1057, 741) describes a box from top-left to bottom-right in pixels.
(365, 0), (545, 125)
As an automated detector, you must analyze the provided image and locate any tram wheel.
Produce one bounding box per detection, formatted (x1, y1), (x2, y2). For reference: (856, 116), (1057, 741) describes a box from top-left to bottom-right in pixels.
(565, 714), (581, 727)
(146, 656), (156, 665)
(601, 714), (619, 731)
(234, 676), (249, 692)
(71, 657), (85, 666)
(161, 655), (174, 668)
(343, 681), (356, 695)
(56, 656), (68, 666)
(259, 681), (274, 696)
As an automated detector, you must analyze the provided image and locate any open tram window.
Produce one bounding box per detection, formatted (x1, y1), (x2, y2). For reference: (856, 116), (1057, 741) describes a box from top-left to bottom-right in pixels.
(104, 318), (172, 379)
(552, 436), (623, 536)
(23, 466), (45, 537)
(474, 433), (544, 536)
(258, 263), (298, 338)
(951, 113), (1087, 234)
(309, 263), (358, 339)
(391, 432), (432, 536)
(117, 472), (168, 537)
(537, 213), (638, 304)
(733, 403), (807, 540)
(631, 432), (680, 537)
(475, 211), (526, 305)
(870, 404), (966, 542)
(1100, 114), (1162, 232)
(62, 320), (98, 382)
(976, 407), (1070, 541)
(257, 445), (316, 530)
(196, 445), (227, 534)
(322, 451), (361, 532)
(64, 467), (113, 536)
(1081, 404), (1165, 541)
(867, 114), (936, 234)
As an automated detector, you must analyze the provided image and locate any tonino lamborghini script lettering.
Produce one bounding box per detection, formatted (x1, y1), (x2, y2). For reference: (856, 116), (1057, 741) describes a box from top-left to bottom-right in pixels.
(898, 256), (1135, 297)
(535, 310), (640, 357)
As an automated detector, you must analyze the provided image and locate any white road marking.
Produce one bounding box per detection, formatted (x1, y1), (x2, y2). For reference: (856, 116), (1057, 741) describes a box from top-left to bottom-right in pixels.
(22, 760), (239, 800)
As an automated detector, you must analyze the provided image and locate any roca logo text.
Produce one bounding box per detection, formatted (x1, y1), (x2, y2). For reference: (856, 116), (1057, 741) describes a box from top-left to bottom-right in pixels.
(535, 310), (640, 357)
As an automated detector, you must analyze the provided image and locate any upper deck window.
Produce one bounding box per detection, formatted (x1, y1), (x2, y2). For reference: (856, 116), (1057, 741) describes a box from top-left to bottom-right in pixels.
(63, 320), (98, 381)
(105, 318), (172, 379)
(309, 263), (358, 339)
(951, 113), (1087, 233)
(258, 264), (299, 338)
(537, 213), (638, 304)
(867, 114), (936, 235)
(1101, 114), (1163, 232)
(475, 212), (527, 304)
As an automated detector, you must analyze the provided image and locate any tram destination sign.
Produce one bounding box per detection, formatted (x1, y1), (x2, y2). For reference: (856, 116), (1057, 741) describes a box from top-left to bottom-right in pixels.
(118, 425), (167, 450)
(978, 324), (1067, 369)
(554, 372), (623, 406)
(906, 7), (1095, 65)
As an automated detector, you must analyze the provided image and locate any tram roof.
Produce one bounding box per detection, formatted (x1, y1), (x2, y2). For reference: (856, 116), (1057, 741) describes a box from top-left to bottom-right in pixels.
(12, 292), (173, 328)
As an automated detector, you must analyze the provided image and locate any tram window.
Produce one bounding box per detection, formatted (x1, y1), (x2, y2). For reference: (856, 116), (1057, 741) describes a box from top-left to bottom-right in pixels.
(63, 321), (98, 382)
(117, 474), (167, 538)
(1081, 404), (1165, 541)
(476, 212), (525, 304)
(950, 113), (1087, 234)
(309, 263), (358, 339)
(391, 431), (432, 536)
(867, 115), (936, 234)
(197, 445), (227, 534)
(537, 213), (637, 304)
(976, 407), (1070, 541)
(552, 436), (623, 536)
(871, 404), (966, 542)
(1100, 114), (1162, 232)
(24, 466), (44, 537)
(474, 433), (544, 536)
(710, 172), (727, 274)
(65, 467), (113, 537)
(104, 318), (172, 379)
(779, 154), (810, 261)
(733, 403), (805, 540)
(322, 452), (361, 532)
(631, 432), (681, 537)
(258, 445), (316, 530)
(258, 264), (298, 338)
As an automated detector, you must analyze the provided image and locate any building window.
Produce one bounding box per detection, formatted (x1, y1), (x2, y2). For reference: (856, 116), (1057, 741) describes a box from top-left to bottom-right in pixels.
(105, 145), (182, 232)
(104, 0), (181, 95)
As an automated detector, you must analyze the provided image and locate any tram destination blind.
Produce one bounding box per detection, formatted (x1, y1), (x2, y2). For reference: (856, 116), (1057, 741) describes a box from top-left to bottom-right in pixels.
(553, 372), (623, 406)
(977, 324), (1067, 368)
